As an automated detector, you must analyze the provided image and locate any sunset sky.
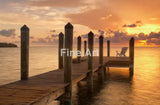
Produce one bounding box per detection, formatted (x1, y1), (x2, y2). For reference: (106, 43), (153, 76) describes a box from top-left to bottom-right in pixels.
(0, 0), (160, 47)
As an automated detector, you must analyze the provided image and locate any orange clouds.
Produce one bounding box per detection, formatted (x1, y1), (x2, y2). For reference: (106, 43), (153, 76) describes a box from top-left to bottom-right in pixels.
(0, 0), (160, 47)
(66, 7), (122, 31)
(29, 0), (87, 7)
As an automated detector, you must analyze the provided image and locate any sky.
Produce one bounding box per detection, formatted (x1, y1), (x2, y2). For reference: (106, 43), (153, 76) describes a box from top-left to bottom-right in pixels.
(0, 0), (160, 47)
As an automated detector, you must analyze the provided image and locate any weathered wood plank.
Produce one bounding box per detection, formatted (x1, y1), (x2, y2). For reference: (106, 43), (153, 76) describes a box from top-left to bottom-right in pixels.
(0, 56), (130, 105)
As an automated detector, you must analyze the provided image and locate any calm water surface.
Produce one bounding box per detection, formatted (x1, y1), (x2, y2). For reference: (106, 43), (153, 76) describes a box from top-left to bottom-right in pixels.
(0, 47), (160, 105)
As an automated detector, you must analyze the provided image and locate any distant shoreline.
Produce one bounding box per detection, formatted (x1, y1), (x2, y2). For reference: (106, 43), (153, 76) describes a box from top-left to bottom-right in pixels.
(0, 43), (17, 48)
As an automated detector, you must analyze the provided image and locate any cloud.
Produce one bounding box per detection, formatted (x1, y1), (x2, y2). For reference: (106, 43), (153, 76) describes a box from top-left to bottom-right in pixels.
(79, 30), (133, 44)
(0, 0), (26, 12)
(50, 30), (56, 33)
(29, 0), (87, 8)
(98, 30), (104, 36)
(123, 24), (137, 28)
(137, 33), (148, 40)
(29, 29), (160, 46)
(0, 29), (16, 37)
(81, 34), (88, 39)
(32, 33), (59, 44)
(32, 38), (47, 43)
(146, 38), (160, 45)
(18, 36), (34, 39)
(123, 20), (143, 28)
(81, 31), (160, 46)
(1, 0), (160, 47)
(102, 30), (160, 45)
(51, 34), (58, 38)
(148, 32), (160, 39)
(106, 30), (160, 45)
(145, 32), (160, 45)
(30, 36), (34, 39)
(80, 32), (100, 40)
(66, 7), (123, 31)
(136, 20), (142, 24)
(104, 30), (135, 43)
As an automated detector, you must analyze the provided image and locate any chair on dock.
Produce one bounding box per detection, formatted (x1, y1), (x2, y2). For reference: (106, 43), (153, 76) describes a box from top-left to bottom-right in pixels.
(116, 47), (128, 57)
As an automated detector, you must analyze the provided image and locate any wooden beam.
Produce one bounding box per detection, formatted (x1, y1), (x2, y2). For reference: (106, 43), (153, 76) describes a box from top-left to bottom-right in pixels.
(87, 31), (94, 94)
(84, 41), (87, 56)
(64, 22), (73, 105)
(77, 36), (81, 63)
(129, 37), (134, 75)
(99, 36), (103, 64)
(107, 40), (110, 57)
(98, 35), (104, 82)
(21, 25), (29, 80)
(58, 32), (64, 69)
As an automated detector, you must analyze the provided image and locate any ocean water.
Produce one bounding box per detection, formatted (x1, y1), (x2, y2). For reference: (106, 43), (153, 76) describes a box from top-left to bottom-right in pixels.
(0, 46), (160, 105)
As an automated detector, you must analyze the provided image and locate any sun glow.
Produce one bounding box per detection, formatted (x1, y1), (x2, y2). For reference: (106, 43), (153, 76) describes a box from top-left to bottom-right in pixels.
(135, 40), (159, 47)
(135, 40), (146, 47)
(126, 24), (160, 35)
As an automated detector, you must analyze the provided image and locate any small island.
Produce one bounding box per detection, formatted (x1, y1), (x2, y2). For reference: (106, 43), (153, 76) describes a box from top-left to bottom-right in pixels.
(0, 43), (17, 48)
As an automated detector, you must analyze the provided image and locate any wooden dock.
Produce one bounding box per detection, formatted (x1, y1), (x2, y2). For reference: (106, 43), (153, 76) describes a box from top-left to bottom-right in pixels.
(0, 57), (131, 105)
(0, 23), (134, 105)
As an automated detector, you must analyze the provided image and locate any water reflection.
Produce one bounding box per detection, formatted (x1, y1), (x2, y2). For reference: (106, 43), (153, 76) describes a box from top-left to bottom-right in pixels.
(73, 68), (133, 105)
(72, 47), (160, 105)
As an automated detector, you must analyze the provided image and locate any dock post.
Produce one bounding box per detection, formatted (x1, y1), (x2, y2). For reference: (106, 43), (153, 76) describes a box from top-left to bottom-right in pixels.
(106, 40), (110, 73)
(21, 25), (29, 80)
(59, 32), (64, 69)
(77, 36), (81, 63)
(64, 22), (73, 105)
(107, 40), (110, 57)
(84, 40), (87, 56)
(129, 37), (134, 75)
(99, 35), (104, 82)
(87, 31), (94, 94)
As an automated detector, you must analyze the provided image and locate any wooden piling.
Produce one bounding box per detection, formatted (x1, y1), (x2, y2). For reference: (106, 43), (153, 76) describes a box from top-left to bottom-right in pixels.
(77, 36), (81, 63)
(84, 41), (87, 56)
(87, 31), (94, 94)
(59, 32), (64, 69)
(107, 40), (110, 57)
(99, 36), (103, 64)
(98, 35), (104, 82)
(88, 32), (94, 70)
(64, 22), (73, 105)
(21, 25), (29, 80)
(129, 37), (134, 75)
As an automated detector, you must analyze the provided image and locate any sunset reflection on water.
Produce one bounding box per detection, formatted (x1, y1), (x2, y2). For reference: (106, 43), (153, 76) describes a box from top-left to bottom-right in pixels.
(85, 47), (160, 105)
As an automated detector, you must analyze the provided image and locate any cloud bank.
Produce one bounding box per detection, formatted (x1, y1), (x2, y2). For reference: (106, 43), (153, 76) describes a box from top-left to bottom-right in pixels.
(0, 29), (16, 37)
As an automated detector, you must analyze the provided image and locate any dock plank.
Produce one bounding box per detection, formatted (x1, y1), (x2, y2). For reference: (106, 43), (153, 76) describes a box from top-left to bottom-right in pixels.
(0, 56), (131, 105)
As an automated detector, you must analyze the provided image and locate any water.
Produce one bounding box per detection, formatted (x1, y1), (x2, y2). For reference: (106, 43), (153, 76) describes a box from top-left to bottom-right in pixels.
(0, 46), (58, 85)
(0, 47), (160, 105)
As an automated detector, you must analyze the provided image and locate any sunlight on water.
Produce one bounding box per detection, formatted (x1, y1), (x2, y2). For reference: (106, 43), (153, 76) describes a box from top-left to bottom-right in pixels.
(84, 47), (160, 105)
(0, 46), (58, 85)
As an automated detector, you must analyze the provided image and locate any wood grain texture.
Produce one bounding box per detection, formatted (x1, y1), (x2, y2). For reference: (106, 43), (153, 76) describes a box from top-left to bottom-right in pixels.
(0, 56), (131, 105)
